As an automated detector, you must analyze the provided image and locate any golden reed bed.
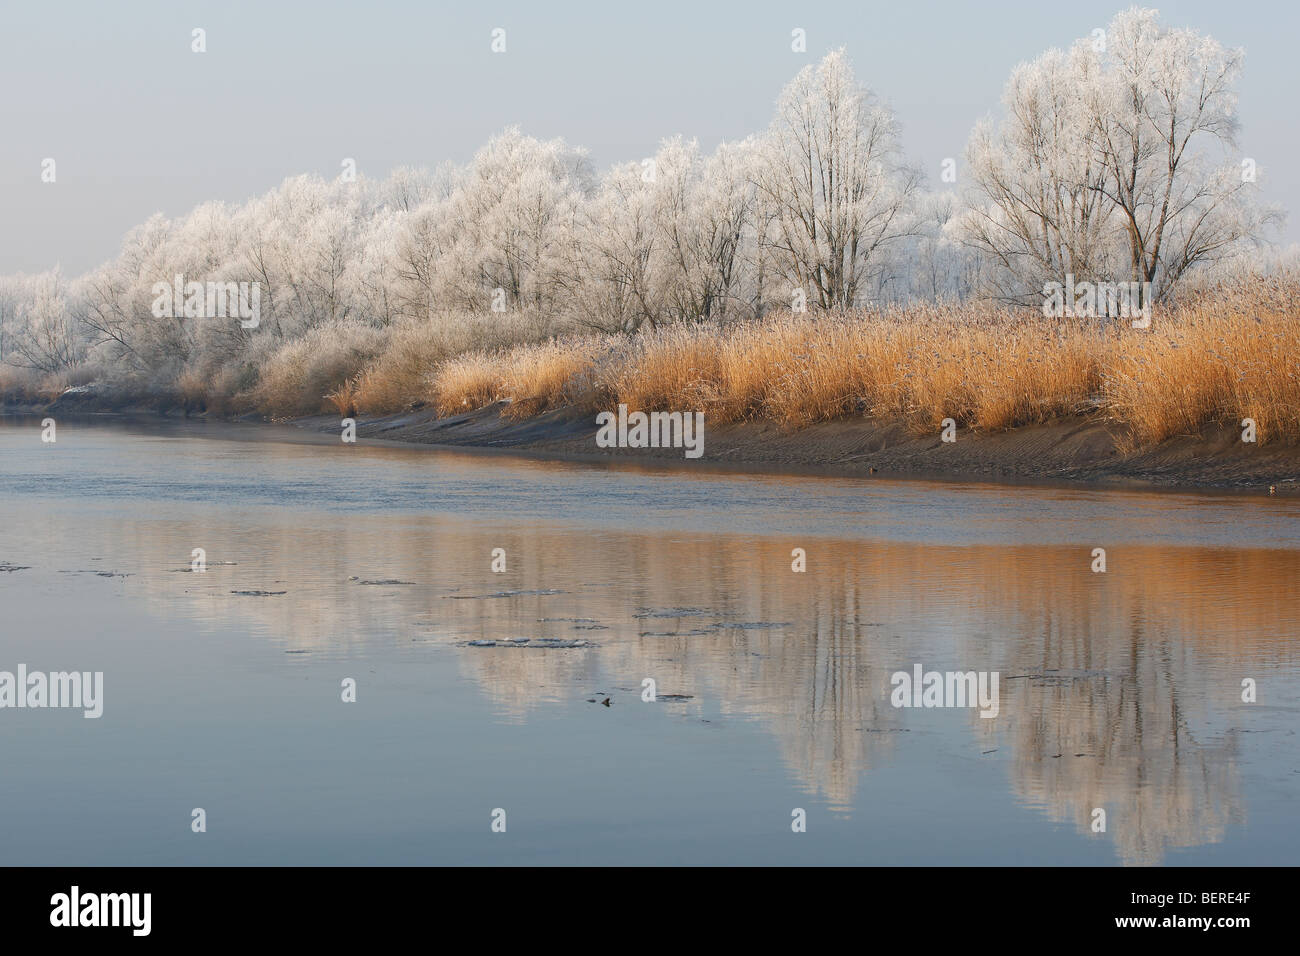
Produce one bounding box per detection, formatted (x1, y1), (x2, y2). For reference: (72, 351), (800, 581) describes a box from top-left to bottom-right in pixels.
(420, 278), (1300, 449)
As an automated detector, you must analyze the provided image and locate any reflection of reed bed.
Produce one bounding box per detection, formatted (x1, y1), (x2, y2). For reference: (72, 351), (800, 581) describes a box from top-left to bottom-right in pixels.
(55, 510), (1292, 855)
(64, 509), (1300, 667)
(428, 278), (1300, 446)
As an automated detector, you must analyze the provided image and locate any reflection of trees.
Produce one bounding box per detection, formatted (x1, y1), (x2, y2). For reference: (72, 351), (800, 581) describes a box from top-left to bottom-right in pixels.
(35, 507), (1296, 862)
(1001, 613), (1244, 865)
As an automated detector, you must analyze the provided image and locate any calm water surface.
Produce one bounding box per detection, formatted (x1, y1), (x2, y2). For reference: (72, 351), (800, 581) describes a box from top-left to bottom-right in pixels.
(1, 416), (1297, 865)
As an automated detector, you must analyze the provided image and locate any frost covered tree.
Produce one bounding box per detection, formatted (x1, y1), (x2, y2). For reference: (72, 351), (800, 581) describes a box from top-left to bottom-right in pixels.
(575, 159), (661, 331)
(445, 128), (592, 313)
(647, 137), (760, 323)
(243, 176), (370, 336)
(958, 7), (1279, 305)
(1085, 8), (1278, 297)
(880, 191), (982, 304)
(754, 49), (920, 311)
(353, 208), (404, 327)
(568, 136), (761, 331)
(957, 44), (1118, 305)
(4, 269), (81, 374)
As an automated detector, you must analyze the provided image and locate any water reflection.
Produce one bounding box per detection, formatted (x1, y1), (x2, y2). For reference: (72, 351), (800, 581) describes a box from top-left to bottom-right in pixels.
(7, 501), (1296, 863)
(2, 419), (1297, 864)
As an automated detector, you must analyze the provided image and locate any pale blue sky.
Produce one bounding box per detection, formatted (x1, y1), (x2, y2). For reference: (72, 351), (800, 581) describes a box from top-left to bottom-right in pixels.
(2, 0), (1295, 274)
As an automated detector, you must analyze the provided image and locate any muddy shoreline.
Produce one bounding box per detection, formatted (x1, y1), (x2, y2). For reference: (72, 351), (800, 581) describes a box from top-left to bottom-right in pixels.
(8, 392), (1296, 495)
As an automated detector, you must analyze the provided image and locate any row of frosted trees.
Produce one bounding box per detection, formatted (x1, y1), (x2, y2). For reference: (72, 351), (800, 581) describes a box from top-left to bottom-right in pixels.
(0, 9), (1280, 392)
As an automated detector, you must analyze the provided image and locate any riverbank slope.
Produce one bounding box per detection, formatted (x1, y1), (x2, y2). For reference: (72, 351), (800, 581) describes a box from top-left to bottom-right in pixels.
(17, 390), (1293, 492)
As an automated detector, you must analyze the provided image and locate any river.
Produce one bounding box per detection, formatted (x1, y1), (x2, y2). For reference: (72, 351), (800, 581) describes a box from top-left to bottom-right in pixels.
(1, 415), (1296, 865)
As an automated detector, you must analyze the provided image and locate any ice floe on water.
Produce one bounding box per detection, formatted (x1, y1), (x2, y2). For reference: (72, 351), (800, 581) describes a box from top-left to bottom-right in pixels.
(462, 637), (594, 649)
(447, 588), (567, 600)
(632, 606), (714, 619)
(633, 612), (790, 634)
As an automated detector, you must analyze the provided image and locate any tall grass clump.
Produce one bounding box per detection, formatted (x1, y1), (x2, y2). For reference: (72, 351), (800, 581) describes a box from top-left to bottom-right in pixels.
(496, 339), (612, 420)
(352, 310), (558, 414)
(430, 350), (508, 417)
(1103, 277), (1300, 446)
(0, 365), (45, 404)
(248, 320), (387, 418)
(429, 337), (613, 419)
